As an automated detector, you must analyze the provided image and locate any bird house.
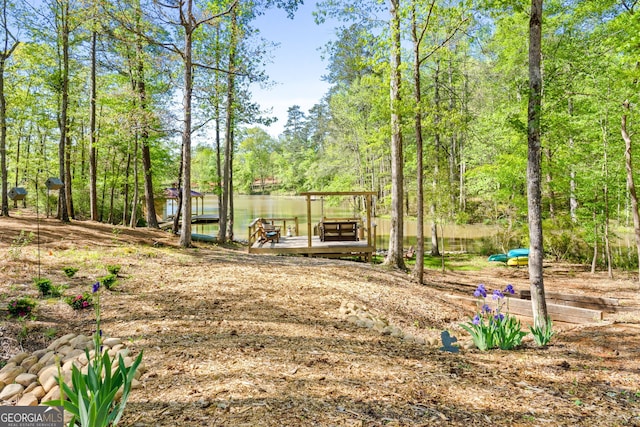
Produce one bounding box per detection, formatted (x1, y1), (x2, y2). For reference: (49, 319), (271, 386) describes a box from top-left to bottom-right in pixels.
(45, 177), (64, 190)
(8, 187), (27, 200)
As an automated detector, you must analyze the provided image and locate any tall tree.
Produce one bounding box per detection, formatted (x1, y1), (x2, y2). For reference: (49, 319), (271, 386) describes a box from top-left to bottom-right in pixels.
(0, 0), (19, 217)
(218, 6), (238, 243)
(383, 0), (405, 269)
(88, 23), (98, 221)
(527, 0), (548, 330)
(55, 0), (71, 222)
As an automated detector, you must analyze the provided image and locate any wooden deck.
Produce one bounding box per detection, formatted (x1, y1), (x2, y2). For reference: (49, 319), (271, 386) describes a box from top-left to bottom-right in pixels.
(249, 235), (375, 260)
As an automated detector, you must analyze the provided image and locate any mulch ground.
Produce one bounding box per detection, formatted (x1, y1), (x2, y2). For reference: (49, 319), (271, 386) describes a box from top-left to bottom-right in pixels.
(1, 211), (639, 426)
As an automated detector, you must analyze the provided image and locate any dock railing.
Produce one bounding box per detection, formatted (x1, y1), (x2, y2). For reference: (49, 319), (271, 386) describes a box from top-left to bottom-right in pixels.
(248, 217), (299, 250)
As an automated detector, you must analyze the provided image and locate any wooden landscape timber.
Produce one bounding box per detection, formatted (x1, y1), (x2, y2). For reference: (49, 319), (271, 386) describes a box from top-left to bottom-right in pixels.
(519, 290), (633, 312)
(451, 295), (604, 324)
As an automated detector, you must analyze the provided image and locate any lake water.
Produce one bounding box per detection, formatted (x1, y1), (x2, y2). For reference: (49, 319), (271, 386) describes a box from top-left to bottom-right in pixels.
(166, 194), (496, 252)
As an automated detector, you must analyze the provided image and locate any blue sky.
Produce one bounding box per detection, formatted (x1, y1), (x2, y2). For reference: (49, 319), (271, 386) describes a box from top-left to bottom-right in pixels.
(251, 1), (336, 138)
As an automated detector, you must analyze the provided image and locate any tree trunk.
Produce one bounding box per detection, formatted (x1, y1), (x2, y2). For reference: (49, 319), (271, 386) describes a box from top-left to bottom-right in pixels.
(134, 5), (158, 229)
(228, 127), (234, 241)
(527, 0), (548, 330)
(591, 209), (598, 274)
(431, 60), (441, 257)
(129, 135), (139, 228)
(65, 132), (74, 218)
(123, 146), (131, 226)
(568, 98), (577, 222)
(57, 0), (70, 223)
(602, 120), (612, 278)
(219, 9), (238, 243)
(383, 0), (406, 269)
(621, 100), (640, 282)
(411, 4), (424, 283)
(89, 29), (98, 221)
(0, 0), (17, 217)
(178, 3), (194, 248)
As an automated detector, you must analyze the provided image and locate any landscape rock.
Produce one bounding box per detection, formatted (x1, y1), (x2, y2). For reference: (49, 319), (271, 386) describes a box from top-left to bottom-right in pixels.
(41, 385), (60, 403)
(20, 355), (39, 371)
(0, 366), (24, 385)
(8, 352), (30, 365)
(0, 383), (24, 401)
(103, 337), (122, 347)
(14, 373), (37, 387)
(16, 393), (38, 406)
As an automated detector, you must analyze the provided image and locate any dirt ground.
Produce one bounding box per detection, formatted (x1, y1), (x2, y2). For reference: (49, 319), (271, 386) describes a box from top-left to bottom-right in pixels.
(1, 210), (639, 426)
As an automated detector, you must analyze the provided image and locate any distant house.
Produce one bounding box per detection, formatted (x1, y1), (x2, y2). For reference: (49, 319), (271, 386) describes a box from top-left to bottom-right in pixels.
(251, 177), (280, 193)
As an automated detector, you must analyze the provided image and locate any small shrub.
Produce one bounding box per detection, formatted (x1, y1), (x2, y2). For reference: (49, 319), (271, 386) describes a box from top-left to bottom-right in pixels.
(63, 266), (79, 278)
(7, 297), (36, 318)
(33, 278), (64, 298)
(9, 231), (34, 260)
(33, 278), (52, 296)
(65, 292), (93, 310)
(106, 265), (121, 276)
(100, 274), (118, 290)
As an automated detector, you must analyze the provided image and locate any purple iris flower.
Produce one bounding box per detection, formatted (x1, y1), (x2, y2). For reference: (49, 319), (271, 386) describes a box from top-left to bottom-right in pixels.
(492, 289), (504, 300)
(482, 304), (492, 314)
(474, 284), (487, 298)
(472, 314), (481, 325)
(92, 282), (100, 293)
(494, 313), (505, 321)
(504, 284), (515, 295)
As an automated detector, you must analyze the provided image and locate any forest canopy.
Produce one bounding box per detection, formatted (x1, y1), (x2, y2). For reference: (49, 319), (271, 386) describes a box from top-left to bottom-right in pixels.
(1, 0), (639, 268)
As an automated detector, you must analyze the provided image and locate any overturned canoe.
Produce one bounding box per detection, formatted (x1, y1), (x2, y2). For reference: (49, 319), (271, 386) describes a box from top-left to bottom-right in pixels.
(488, 253), (508, 263)
(507, 248), (529, 258)
(507, 256), (528, 266)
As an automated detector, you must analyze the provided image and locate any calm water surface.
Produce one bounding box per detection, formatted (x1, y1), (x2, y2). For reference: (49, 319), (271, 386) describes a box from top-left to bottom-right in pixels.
(166, 194), (496, 252)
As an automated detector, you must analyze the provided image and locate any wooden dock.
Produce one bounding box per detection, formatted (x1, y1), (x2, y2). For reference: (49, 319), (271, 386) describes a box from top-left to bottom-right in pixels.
(159, 214), (219, 230)
(249, 235), (375, 261)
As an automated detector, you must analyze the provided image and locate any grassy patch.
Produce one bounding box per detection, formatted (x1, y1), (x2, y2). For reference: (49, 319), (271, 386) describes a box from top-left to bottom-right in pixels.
(373, 253), (489, 271)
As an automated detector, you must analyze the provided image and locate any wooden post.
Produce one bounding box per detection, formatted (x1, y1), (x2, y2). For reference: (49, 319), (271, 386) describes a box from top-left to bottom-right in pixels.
(306, 195), (312, 248)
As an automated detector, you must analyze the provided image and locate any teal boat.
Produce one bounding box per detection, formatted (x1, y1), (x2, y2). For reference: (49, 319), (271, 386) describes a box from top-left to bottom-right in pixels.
(507, 248), (529, 258)
(488, 253), (508, 263)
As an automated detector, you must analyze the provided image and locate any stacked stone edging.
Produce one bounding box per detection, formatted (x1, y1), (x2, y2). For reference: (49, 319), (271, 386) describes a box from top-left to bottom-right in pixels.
(0, 333), (145, 406)
(339, 301), (475, 349)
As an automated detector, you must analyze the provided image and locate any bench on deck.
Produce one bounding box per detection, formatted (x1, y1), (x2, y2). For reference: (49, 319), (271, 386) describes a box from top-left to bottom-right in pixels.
(251, 220), (281, 243)
(319, 220), (358, 242)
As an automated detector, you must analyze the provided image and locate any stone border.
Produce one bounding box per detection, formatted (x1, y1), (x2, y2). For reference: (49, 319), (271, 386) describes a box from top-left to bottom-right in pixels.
(339, 301), (475, 350)
(0, 333), (145, 408)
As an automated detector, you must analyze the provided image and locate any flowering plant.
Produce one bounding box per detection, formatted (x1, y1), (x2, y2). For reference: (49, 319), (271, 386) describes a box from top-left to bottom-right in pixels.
(460, 284), (527, 351)
(66, 292), (93, 310)
(47, 282), (142, 426)
(7, 297), (36, 318)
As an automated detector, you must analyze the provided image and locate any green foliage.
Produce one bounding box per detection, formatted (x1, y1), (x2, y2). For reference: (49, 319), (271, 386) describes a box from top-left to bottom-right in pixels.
(63, 267), (79, 278)
(529, 316), (555, 347)
(100, 274), (118, 291)
(543, 217), (590, 263)
(65, 293), (94, 310)
(33, 278), (64, 298)
(7, 297), (36, 318)
(460, 284), (527, 351)
(46, 283), (142, 426)
(106, 265), (121, 276)
(9, 231), (34, 260)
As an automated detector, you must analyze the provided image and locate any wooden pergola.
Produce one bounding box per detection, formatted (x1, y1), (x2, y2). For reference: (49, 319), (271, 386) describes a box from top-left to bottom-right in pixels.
(248, 191), (377, 261)
(299, 190), (376, 248)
